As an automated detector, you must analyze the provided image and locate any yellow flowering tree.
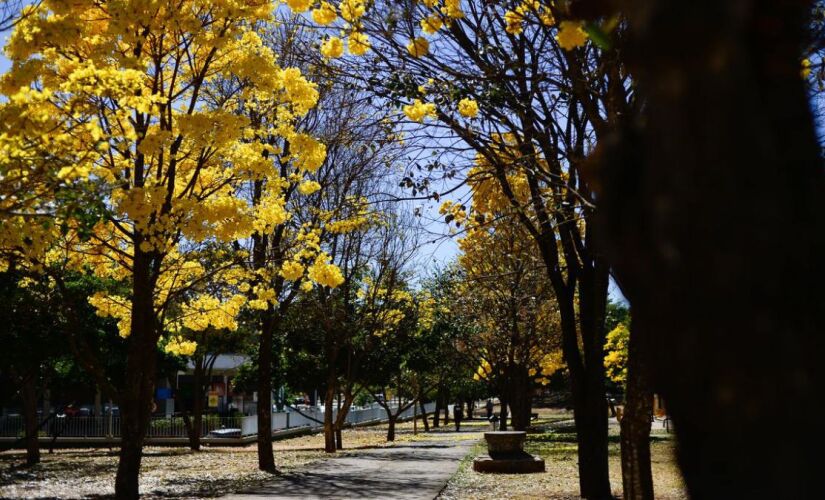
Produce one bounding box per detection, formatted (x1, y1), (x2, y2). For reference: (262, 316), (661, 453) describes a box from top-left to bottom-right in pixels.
(214, 19), (411, 459)
(453, 208), (564, 430)
(315, 209), (419, 452)
(0, 1), (337, 496)
(604, 323), (630, 385)
(295, 2), (628, 496)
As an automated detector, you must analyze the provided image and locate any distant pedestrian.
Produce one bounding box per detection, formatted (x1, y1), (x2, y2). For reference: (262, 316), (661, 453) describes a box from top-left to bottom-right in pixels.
(453, 401), (463, 431)
(485, 399), (494, 419)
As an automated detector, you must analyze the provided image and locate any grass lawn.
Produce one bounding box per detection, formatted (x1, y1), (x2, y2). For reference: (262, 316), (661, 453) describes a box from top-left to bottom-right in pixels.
(439, 410), (687, 500)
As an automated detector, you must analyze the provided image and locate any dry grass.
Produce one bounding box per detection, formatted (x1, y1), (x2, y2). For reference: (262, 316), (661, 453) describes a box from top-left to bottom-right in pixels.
(439, 412), (687, 500)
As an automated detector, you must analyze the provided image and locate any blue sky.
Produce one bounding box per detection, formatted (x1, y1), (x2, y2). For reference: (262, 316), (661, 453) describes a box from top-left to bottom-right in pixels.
(0, 48), (9, 74)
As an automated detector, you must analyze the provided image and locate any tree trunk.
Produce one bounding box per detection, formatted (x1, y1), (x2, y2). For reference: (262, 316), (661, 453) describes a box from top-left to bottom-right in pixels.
(433, 390), (441, 428)
(466, 400), (473, 419)
(323, 385), (336, 453)
(498, 395), (508, 431)
(595, 1), (825, 497)
(189, 360), (203, 451)
(620, 321), (654, 500)
(567, 347), (612, 500)
(333, 391), (354, 451)
(571, 384), (611, 499)
(115, 249), (159, 500)
(544, 254), (612, 500)
(509, 367), (532, 431)
(256, 310), (276, 472)
(419, 396), (430, 432)
(386, 415), (396, 442)
(21, 375), (40, 466)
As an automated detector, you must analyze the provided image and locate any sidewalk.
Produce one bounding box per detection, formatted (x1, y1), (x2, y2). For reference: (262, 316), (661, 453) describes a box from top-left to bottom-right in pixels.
(225, 439), (477, 500)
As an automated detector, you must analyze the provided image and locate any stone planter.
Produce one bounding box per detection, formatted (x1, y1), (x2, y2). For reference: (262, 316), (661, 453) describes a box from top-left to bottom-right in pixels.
(473, 430), (545, 473)
(485, 431), (526, 457)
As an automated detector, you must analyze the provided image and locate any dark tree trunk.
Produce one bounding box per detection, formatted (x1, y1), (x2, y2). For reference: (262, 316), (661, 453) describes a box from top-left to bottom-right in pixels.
(537, 249), (612, 500)
(442, 391), (450, 426)
(466, 400), (473, 419)
(570, 378), (611, 500)
(332, 390), (354, 451)
(498, 395), (508, 431)
(595, 1), (825, 497)
(509, 367), (532, 431)
(115, 250), (159, 500)
(21, 375), (40, 466)
(433, 394), (441, 428)
(419, 397), (430, 432)
(256, 310), (276, 472)
(188, 360), (203, 451)
(323, 385), (336, 453)
(620, 320), (654, 500)
(386, 415), (396, 442)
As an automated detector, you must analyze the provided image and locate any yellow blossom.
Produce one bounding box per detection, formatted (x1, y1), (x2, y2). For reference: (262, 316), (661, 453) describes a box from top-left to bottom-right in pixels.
(403, 99), (437, 122)
(280, 260), (305, 281)
(802, 58), (812, 78)
(312, 2), (337, 24)
(164, 336), (198, 357)
(458, 98), (479, 118)
(556, 21), (589, 50)
(340, 0), (366, 22)
(298, 180), (322, 195)
(504, 11), (523, 35)
(348, 31), (371, 56)
(407, 37), (429, 58)
(321, 36), (345, 58)
(308, 257), (345, 287)
(286, 0), (312, 13)
(442, 0), (463, 18)
(421, 14), (443, 35)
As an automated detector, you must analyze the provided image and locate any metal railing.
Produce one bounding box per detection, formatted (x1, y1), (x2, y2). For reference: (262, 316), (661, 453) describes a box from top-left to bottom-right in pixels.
(0, 401), (439, 440)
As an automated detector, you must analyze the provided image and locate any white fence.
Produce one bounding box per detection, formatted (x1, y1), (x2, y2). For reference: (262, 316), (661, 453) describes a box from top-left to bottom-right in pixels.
(0, 402), (440, 440)
(236, 401), (438, 436)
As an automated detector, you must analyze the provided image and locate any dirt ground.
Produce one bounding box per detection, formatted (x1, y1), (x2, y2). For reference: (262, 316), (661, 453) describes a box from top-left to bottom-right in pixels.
(439, 409), (687, 500)
(0, 415), (483, 498)
(1, 408), (687, 499)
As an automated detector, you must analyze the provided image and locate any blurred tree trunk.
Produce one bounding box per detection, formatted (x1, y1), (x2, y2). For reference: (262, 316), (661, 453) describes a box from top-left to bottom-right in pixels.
(21, 375), (40, 466)
(594, 0), (825, 497)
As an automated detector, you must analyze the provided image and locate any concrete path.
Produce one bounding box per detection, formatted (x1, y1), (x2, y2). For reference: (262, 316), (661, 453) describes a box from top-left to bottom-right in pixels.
(226, 439), (476, 500)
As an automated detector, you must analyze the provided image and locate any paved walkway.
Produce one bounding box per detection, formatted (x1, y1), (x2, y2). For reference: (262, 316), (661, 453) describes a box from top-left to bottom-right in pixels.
(226, 439), (477, 500)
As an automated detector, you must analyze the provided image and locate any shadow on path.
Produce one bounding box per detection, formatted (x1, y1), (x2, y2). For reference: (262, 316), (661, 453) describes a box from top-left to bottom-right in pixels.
(226, 440), (476, 500)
